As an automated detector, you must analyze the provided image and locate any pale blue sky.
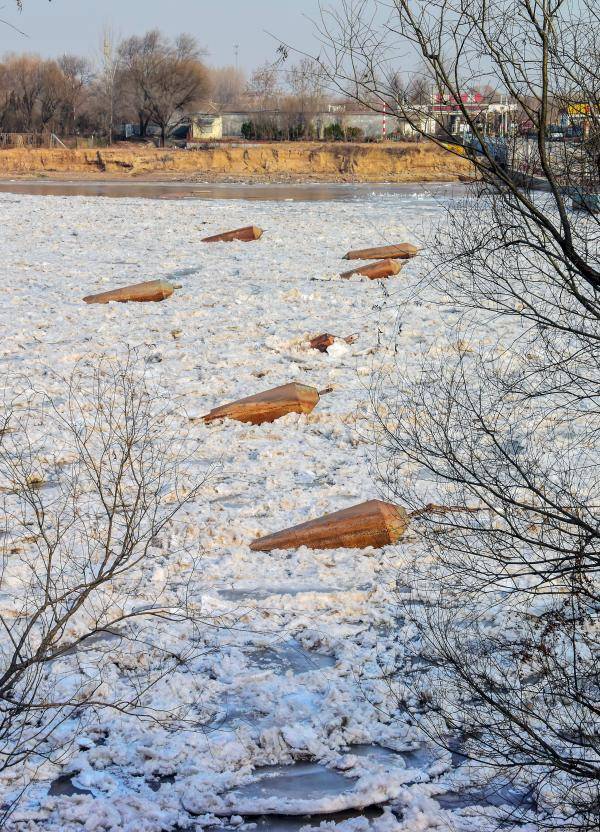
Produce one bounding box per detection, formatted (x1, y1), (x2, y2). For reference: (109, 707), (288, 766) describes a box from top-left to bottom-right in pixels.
(1, 0), (325, 71)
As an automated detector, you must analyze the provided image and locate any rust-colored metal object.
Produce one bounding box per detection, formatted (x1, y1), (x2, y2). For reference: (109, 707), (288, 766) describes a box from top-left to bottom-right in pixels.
(83, 279), (175, 304)
(340, 259), (402, 280)
(342, 243), (419, 261)
(308, 333), (358, 352)
(309, 333), (336, 352)
(202, 382), (320, 426)
(201, 225), (264, 243)
(250, 499), (409, 552)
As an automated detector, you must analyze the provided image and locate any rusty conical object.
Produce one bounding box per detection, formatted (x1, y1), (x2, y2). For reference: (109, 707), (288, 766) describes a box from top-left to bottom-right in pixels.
(309, 333), (357, 352)
(343, 243), (419, 261)
(250, 499), (409, 552)
(309, 333), (336, 352)
(340, 259), (402, 280)
(202, 225), (264, 243)
(203, 382), (320, 426)
(83, 279), (174, 304)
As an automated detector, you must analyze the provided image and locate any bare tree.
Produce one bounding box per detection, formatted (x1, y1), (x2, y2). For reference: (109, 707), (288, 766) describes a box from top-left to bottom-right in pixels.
(0, 52), (93, 136)
(5, 54), (42, 132)
(284, 57), (326, 139)
(209, 65), (247, 112)
(58, 54), (91, 134)
(0, 355), (214, 809)
(119, 31), (209, 147)
(242, 62), (284, 140)
(312, 1), (600, 828)
(0, 62), (17, 132)
(38, 59), (64, 132)
(247, 61), (281, 110)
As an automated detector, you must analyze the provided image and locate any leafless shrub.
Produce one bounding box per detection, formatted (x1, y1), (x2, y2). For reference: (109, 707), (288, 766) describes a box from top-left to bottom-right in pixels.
(0, 354), (217, 811)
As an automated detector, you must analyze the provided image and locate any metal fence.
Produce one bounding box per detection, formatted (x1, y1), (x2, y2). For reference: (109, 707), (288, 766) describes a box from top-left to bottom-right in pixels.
(0, 132), (48, 148)
(0, 133), (111, 149)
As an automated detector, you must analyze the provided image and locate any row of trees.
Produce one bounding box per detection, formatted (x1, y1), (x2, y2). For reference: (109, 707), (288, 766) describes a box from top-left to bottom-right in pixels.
(0, 27), (336, 144)
(0, 31), (211, 146)
(0, 54), (91, 136)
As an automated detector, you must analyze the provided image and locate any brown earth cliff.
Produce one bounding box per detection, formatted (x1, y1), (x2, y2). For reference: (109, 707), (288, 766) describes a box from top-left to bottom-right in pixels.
(0, 141), (471, 182)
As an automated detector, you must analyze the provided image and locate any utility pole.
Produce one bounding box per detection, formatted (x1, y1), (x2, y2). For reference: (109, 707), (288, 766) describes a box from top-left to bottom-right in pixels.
(234, 43), (239, 71)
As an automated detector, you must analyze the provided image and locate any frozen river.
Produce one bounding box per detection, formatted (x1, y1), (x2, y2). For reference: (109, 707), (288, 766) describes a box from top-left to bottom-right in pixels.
(0, 186), (530, 832)
(0, 178), (465, 201)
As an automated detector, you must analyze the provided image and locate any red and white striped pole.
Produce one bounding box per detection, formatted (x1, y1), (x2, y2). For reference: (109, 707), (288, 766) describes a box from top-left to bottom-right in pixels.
(382, 101), (387, 140)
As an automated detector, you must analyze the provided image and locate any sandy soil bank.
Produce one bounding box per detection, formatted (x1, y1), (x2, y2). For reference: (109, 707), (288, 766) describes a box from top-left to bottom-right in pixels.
(0, 140), (471, 182)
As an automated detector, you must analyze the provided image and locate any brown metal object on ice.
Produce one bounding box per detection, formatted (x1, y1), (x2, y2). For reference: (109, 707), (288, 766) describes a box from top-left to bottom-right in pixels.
(83, 279), (175, 304)
(342, 243), (419, 261)
(340, 259), (402, 280)
(250, 499), (409, 552)
(309, 333), (336, 352)
(202, 382), (321, 426)
(201, 225), (264, 243)
(309, 333), (358, 352)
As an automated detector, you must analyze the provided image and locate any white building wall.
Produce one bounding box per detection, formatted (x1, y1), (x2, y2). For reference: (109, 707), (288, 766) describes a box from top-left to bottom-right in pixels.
(219, 111), (420, 139)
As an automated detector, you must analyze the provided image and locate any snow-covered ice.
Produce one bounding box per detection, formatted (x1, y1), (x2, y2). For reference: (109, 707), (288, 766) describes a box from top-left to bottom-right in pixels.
(0, 189), (532, 831)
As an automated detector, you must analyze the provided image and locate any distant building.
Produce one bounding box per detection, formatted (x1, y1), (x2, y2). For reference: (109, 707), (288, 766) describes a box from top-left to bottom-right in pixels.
(186, 114), (223, 141)
(430, 92), (516, 136)
(209, 108), (430, 141)
(122, 96), (513, 145)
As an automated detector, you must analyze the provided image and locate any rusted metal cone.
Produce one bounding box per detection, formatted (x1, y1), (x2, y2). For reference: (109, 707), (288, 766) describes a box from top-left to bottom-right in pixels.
(202, 382), (320, 426)
(202, 225), (264, 243)
(340, 259), (402, 280)
(250, 499), (409, 552)
(83, 279), (175, 304)
(309, 333), (357, 352)
(309, 333), (336, 352)
(343, 243), (419, 261)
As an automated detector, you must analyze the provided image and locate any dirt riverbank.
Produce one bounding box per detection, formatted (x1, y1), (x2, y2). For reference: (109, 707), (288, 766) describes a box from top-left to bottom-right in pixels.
(0, 140), (471, 183)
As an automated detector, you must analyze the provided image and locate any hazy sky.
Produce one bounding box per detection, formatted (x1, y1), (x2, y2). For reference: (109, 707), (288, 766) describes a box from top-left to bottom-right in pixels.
(0, 0), (326, 71)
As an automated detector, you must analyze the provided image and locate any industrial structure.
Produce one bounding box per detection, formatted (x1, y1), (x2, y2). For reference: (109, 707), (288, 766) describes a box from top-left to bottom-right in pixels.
(118, 94), (525, 145)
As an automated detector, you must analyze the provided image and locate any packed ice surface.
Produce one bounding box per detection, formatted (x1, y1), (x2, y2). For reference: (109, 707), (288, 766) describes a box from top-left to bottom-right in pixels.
(0, 188), (533, 831)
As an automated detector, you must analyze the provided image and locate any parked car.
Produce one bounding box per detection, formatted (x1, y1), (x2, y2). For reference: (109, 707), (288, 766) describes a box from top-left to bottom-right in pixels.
(546, 125), (565, 141)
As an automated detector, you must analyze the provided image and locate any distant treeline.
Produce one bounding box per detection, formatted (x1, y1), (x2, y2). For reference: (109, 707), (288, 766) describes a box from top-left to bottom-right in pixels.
(0, 29), (353, 145)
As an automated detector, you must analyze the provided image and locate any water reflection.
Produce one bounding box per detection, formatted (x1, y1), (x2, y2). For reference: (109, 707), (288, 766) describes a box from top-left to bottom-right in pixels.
(0, 179), (463, 202)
